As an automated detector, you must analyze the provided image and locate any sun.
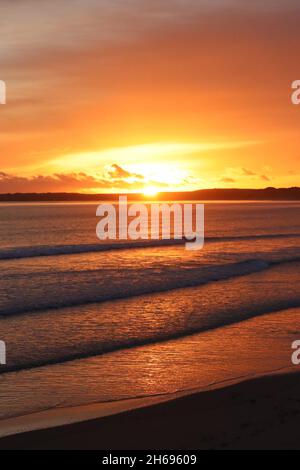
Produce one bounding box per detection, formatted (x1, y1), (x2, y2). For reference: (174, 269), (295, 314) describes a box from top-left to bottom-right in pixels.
(143, 186), (159, 197)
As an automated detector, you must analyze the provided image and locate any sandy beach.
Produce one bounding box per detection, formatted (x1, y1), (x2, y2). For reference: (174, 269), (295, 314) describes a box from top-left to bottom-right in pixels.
(1, 303), (300, 449)
(0, 371), (299, 450)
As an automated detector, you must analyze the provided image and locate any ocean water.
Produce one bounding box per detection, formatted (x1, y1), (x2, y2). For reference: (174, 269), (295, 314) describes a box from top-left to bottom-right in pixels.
(0, 201), (300, 422)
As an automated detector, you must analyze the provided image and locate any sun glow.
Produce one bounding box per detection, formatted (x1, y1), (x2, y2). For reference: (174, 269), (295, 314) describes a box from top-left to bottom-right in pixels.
(143, 186), (159, 197)
(43, 141), (253, 175)
(12, 140), (262, 194)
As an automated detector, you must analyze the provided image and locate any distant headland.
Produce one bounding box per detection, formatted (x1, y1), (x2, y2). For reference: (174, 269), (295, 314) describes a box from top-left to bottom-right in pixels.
(0, 187), (300, 202)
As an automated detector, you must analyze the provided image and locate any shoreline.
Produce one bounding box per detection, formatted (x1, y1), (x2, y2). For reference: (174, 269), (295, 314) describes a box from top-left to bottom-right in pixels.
(1, 370), (300, 449)
(1, 303), (300, 442)
(0, 366), (291, 441)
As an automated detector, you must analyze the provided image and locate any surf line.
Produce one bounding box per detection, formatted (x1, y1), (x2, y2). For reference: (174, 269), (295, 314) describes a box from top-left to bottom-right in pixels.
(96, 196), (205, 251)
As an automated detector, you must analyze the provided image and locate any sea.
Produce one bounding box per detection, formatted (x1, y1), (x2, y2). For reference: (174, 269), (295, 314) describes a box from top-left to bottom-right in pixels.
(0, 201), (300, 431)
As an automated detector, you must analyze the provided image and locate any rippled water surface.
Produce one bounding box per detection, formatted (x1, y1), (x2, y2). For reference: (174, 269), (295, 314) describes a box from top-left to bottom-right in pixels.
(0, 202), (300, 421)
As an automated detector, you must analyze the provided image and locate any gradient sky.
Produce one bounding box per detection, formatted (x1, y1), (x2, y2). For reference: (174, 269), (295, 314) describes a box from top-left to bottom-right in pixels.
(0, 0), (299, 193)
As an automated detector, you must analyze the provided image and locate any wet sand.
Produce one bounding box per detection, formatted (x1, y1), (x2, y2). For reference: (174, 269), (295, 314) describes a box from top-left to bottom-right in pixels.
(1, 371), (300, 450)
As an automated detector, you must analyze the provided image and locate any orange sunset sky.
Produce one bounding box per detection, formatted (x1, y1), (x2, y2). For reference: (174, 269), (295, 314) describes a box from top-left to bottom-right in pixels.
(0, 0), (299, 193)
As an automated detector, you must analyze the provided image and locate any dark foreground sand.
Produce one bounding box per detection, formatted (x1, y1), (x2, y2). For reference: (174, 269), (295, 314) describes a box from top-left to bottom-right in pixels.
(0, 371), (300, 450)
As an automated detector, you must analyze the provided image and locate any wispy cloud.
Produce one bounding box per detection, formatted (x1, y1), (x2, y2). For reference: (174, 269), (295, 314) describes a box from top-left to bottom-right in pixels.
(42, 141), (258, 175)
(220, 177), (236, 183)
(242, 168), (256, 176)
(222, 166), (272, 184)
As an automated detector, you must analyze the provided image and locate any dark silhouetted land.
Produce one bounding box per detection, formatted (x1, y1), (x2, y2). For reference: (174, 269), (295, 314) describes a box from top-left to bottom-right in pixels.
(0, 187), (300, 202)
